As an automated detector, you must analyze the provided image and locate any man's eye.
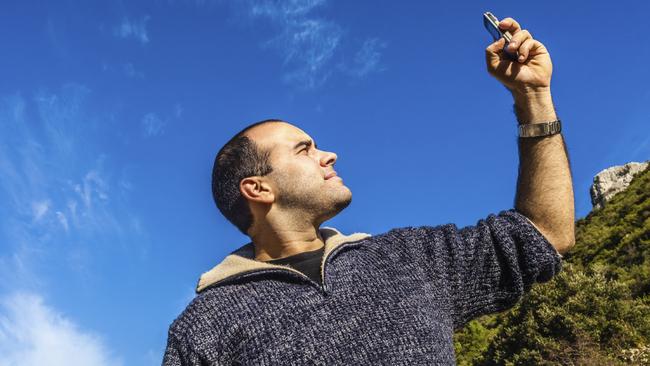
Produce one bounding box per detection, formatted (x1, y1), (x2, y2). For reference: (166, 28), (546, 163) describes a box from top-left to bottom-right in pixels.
(300, 148), (309, 154)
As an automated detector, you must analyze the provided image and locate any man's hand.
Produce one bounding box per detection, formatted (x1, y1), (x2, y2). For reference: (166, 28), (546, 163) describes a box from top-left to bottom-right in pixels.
(485, 17), (552, 95)
(486, 18), (575, 255)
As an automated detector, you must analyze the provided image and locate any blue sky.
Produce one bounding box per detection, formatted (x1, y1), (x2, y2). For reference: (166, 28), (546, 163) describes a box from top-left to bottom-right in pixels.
(0, 1), (648, 365)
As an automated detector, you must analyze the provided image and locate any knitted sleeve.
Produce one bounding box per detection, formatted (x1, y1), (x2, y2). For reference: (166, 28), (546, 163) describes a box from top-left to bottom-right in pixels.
(162, 330), (204, 366)
(404, 208), (562, 329)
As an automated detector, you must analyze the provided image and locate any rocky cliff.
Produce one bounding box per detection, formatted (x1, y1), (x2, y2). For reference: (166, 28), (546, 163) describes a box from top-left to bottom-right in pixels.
(590, 160), (649, 210)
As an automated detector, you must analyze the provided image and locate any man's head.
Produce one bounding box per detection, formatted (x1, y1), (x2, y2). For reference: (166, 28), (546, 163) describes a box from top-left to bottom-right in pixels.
(212, 119), (351, 236)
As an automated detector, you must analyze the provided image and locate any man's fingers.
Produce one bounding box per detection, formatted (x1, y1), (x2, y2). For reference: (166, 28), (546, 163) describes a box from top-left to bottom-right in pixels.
(517, 39), (535, 62)
(485, 38), (506, 71)
(486, 37), (506, 54)
(498, 17), (521, 34)
(508, 29), (532, 52)
(527, 40), (548, 57)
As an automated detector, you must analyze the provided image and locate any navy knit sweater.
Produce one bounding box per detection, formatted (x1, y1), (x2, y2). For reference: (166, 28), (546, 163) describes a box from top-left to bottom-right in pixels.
(162, 209), (562, 365)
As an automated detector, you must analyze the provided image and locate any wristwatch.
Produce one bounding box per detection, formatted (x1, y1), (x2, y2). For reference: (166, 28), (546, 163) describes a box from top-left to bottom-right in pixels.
(518, 119), (562, 138)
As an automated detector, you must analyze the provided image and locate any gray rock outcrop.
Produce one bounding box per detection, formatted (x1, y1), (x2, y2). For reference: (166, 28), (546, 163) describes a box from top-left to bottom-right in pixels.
(590, 161), (649, 210)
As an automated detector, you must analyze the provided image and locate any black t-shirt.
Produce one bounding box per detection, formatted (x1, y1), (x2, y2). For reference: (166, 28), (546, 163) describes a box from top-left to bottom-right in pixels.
(266, 246), (324, 286)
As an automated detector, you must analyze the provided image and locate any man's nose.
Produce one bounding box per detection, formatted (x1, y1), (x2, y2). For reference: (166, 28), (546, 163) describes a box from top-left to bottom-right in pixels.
(320, 151), (337, 166)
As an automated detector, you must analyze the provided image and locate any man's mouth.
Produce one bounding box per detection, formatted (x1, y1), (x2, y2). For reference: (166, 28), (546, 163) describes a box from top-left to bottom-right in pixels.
(324, 171), (338, 180)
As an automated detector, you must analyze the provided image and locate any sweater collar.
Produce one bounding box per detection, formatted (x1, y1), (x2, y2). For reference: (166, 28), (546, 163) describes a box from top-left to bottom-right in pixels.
(196, 227), (371, 293)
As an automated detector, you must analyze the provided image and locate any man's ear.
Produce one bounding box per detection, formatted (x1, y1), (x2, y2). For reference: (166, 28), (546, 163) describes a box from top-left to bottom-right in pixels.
(240, 177), (275, 204)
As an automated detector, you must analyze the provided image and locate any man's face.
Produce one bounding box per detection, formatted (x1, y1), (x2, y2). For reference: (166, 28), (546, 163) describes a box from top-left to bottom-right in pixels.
(246, 122), (351, 223)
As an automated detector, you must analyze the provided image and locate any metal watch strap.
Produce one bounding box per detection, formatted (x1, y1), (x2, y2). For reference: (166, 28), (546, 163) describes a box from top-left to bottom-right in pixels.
(518, 119), (562, 138)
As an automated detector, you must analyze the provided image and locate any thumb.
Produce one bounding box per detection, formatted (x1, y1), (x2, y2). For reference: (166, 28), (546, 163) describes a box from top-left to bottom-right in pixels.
(485, 38), (506, 65)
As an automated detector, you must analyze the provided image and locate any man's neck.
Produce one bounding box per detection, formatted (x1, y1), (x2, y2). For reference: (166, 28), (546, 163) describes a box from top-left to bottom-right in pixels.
(251, 223), (325, 262)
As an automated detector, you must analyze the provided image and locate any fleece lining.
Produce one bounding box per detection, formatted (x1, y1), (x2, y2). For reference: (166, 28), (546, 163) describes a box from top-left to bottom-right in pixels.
(196, 227), (371, 292)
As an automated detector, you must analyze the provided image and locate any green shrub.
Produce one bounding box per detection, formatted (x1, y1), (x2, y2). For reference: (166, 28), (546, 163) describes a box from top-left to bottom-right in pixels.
(454, 165), (650, 365)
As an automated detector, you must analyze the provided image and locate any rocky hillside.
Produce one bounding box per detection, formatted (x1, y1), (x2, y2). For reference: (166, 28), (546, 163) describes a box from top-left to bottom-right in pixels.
(569, 161), (650, 297)
(454, 162), (650, 365)
(590, 161), (648, 210)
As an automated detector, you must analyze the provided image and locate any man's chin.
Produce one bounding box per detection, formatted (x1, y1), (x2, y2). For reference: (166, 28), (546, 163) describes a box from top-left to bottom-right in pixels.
(331, 191), (352, 215)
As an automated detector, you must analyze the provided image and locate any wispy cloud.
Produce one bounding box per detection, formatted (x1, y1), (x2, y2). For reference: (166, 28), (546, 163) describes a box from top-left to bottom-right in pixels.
(0, 292), (122, 366)
(141, 112), (166, 138)
(140, 105), (183, 138)
(0, 85), (147, 289)
(99, 62), (145, 79)
(123, 63), (144, 78)
(274, 18), (342, 89)
(234, 0), (386, 89)
(344, 38), (388, 78)
(113, 16), (150, 44)
(249, 0), (325, 19)
(246, 0), (339, 89)
(173, 103), (183, 119)
(0, 85), (147, 364)
(31, 200), (51, 222)
(631, 135), (650, 161)
(56, 211), (69, 232)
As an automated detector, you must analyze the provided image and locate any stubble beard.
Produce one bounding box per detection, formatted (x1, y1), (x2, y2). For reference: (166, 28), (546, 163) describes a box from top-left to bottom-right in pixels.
(275, 176), (352, 224)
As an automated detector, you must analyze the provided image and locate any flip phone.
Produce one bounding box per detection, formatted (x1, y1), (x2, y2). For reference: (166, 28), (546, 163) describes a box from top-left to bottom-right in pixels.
(483, 12), (518, 61)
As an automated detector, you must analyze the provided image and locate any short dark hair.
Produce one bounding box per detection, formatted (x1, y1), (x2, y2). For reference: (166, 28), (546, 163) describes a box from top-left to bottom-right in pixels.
(211, 119), (283, 235)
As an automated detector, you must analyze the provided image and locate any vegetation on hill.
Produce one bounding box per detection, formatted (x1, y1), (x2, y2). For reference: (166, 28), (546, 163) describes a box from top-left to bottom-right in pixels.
(454, 165), (650, 365)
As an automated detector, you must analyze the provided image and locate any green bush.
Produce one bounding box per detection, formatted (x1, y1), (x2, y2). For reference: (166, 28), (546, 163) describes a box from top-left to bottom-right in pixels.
(454, 165), (650, 365)
(478, 264), (650, 365)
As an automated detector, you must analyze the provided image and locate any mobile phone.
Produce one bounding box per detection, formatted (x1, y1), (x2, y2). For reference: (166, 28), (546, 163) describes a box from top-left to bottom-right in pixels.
(483, 12), (517, 60)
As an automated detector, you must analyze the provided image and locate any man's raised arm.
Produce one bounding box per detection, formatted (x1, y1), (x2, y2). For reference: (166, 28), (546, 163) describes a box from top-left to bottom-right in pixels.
(485, 17), (575, 254)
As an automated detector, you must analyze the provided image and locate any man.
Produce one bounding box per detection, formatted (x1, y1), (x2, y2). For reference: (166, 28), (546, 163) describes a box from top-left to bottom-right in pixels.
(163, 16), (574, 365)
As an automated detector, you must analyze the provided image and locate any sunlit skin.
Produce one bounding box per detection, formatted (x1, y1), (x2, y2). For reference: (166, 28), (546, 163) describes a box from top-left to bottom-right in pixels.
(486, 17), (575, 254)
(240, 122), (352, 261)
